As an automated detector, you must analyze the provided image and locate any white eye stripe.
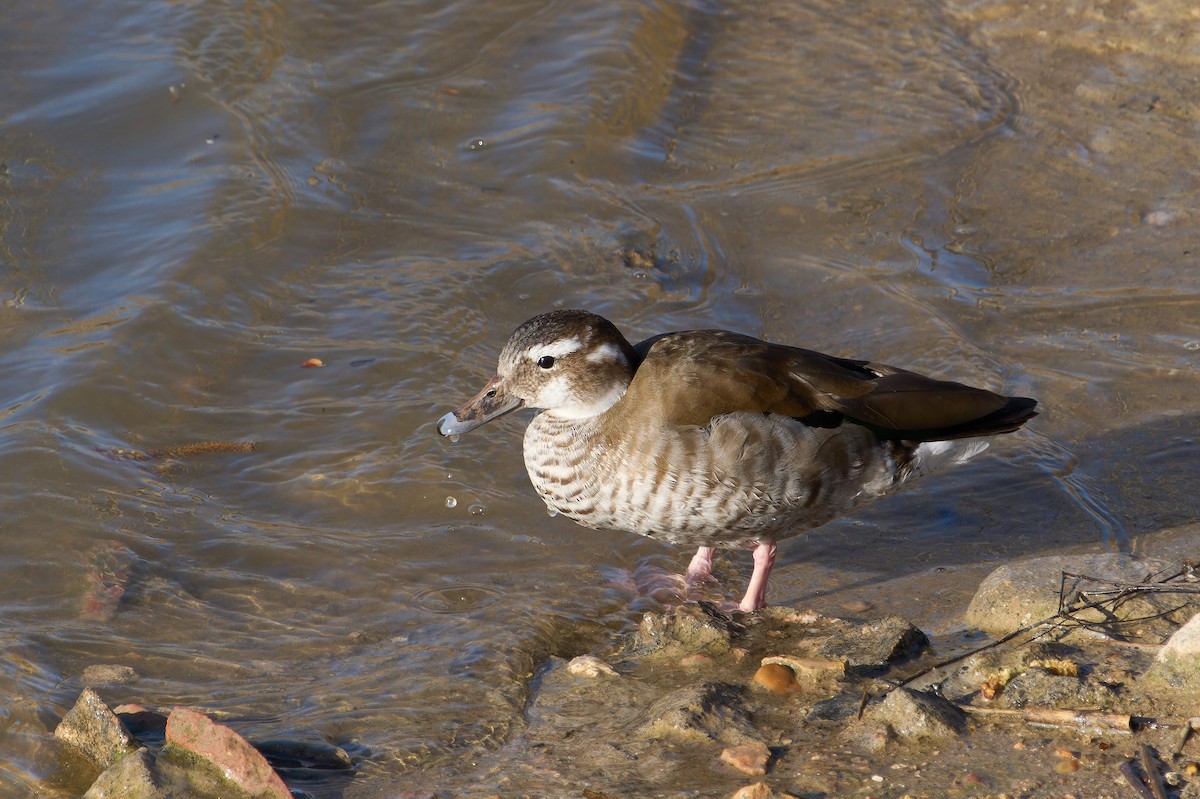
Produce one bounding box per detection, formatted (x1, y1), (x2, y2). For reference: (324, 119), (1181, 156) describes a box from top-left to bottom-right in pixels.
(528, 338), (583, 362)
(586, 342), (626, 365)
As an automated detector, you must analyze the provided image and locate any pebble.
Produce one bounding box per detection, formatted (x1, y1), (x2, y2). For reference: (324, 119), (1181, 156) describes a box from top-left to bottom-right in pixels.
(566, 655), (618, 678)
(730, 782), (773, 799)
(720, 741), (770, 776)
(680, 654), (714, 668)
(753, 664), (799, 695)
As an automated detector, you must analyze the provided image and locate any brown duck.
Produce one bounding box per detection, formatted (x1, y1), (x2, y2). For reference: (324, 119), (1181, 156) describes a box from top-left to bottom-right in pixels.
(438, 310), (1037, 612)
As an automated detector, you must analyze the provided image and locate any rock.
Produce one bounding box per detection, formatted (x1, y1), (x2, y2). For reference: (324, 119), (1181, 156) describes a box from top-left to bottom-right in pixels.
(82, 665), (139, 686)
(162, 706), (290, 799)
(632, 605), (738, 657)
(251, 738), (355, 772)
(753, 664), (799, 696)
(817, 615), (928, 671)
(966, 553), (1193, 638)
(862, 688), (967, 742)
(638, 683), (757, 745)
(54, 689), (139, 770)
(731, 782), (773, 799)
(567, 655), (619, 678)
(1148, 612), (1200, 687)
(991, 669), (1116, 709)
(83, 748), (162, 799)
(720, 741), (771, 776)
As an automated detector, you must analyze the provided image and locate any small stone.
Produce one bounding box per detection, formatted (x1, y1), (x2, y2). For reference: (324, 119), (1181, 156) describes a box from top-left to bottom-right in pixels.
(842, 599), (872, 613)
(300, 358), (324, 368)
(82, 665), (138, 686)
(567, 655), (618, 678)
(762, 655), (846, 677)
(1183, 761), (1199, 777)
(720, 741), (770, 776)
(54, 689), (139, 770)
(1054, 759), (1081, 773)
(731, 782), (773, 799)
(681, 654), (714, 668)
(754, 664), (799, 695)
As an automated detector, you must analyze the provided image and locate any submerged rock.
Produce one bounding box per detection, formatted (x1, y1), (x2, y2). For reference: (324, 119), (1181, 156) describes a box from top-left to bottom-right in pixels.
(54, 688), (139, 771)
(162, 707), (290, 799)
(638, 682), (759, 746)
(567, 654), (619, 678)
(82, 665), (139, 686)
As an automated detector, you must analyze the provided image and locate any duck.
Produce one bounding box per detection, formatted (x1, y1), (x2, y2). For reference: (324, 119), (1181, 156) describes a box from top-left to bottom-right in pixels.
(437, 309), (1037, 612)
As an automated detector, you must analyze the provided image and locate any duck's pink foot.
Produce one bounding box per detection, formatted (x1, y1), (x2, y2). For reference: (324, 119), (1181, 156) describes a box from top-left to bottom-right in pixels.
(737, 542), (777, 613)
(685, 546), (715, 586)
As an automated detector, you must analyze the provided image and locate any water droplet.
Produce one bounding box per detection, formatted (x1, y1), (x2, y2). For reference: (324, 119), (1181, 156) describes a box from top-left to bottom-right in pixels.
(468, 503), (487, 516)
(468, 138), (486, 150)
(546, 508), (559, 518)
(445, 496), (457, 509)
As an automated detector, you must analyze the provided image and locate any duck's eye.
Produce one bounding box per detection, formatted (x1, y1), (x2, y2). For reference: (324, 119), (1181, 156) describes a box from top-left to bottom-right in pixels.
(537, 355), (556, 369)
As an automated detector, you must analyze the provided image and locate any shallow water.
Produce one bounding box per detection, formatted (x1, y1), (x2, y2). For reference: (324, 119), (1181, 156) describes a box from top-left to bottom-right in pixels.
(1, 0), (1198, 795)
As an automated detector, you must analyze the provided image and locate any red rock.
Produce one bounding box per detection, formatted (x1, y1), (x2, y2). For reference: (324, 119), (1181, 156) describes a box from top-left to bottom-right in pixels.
(721, 741), (771, 776)
(165, 707), (289, 799)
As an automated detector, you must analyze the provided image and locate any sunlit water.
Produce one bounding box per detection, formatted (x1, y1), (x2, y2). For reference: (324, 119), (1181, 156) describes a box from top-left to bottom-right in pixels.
(2, 0), (1197, 795)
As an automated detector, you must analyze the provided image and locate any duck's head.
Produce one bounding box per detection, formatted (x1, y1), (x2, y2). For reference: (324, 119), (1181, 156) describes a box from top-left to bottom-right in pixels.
(437, 310), (638, 436)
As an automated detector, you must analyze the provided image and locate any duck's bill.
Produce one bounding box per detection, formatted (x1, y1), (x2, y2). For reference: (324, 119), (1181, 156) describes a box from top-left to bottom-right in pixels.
(437, 375), (524, 436)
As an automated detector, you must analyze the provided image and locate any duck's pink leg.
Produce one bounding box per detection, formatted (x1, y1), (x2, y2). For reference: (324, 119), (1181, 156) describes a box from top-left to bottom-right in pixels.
(685, 546), (715, 585)
(738, 542), (777, 612)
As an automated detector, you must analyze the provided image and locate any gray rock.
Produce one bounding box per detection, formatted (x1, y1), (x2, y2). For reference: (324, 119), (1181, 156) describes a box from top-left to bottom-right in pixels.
(965, 553), (1194, 638)
(83, 748), (163, 799)
(638, 682), (758, 745)
(54, 689), (139, 770)
(863, 687), (967, 741)
(990, 669), (1116, 709)
(1148, 612), (1200, 688)
(817, 615), (928, 671)
(630, 604), (739, 657)
(82, 665), (139, 686)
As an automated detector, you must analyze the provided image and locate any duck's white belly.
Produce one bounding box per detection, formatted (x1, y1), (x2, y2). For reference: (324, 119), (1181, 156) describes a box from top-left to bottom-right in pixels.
(523, 410), (901, 549)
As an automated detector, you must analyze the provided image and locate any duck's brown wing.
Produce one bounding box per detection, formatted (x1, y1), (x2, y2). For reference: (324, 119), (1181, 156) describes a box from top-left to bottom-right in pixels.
(627, 330), (1037, 441)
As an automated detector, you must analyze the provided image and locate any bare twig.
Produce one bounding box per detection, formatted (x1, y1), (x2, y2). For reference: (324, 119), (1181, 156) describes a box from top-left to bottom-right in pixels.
(960, 704), (1132, 732)
(899, 563), (1197, 689)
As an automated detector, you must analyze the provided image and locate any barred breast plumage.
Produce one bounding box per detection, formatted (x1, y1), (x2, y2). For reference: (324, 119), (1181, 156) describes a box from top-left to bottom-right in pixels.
(438, 309), (1037, 612)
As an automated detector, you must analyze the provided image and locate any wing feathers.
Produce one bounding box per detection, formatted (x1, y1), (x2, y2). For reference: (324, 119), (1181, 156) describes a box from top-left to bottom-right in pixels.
(626, 330), (1036, 441)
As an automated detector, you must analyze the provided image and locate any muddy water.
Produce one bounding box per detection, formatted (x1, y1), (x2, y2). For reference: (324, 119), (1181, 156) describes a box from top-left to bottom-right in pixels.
(1, 0), (1197, 795)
